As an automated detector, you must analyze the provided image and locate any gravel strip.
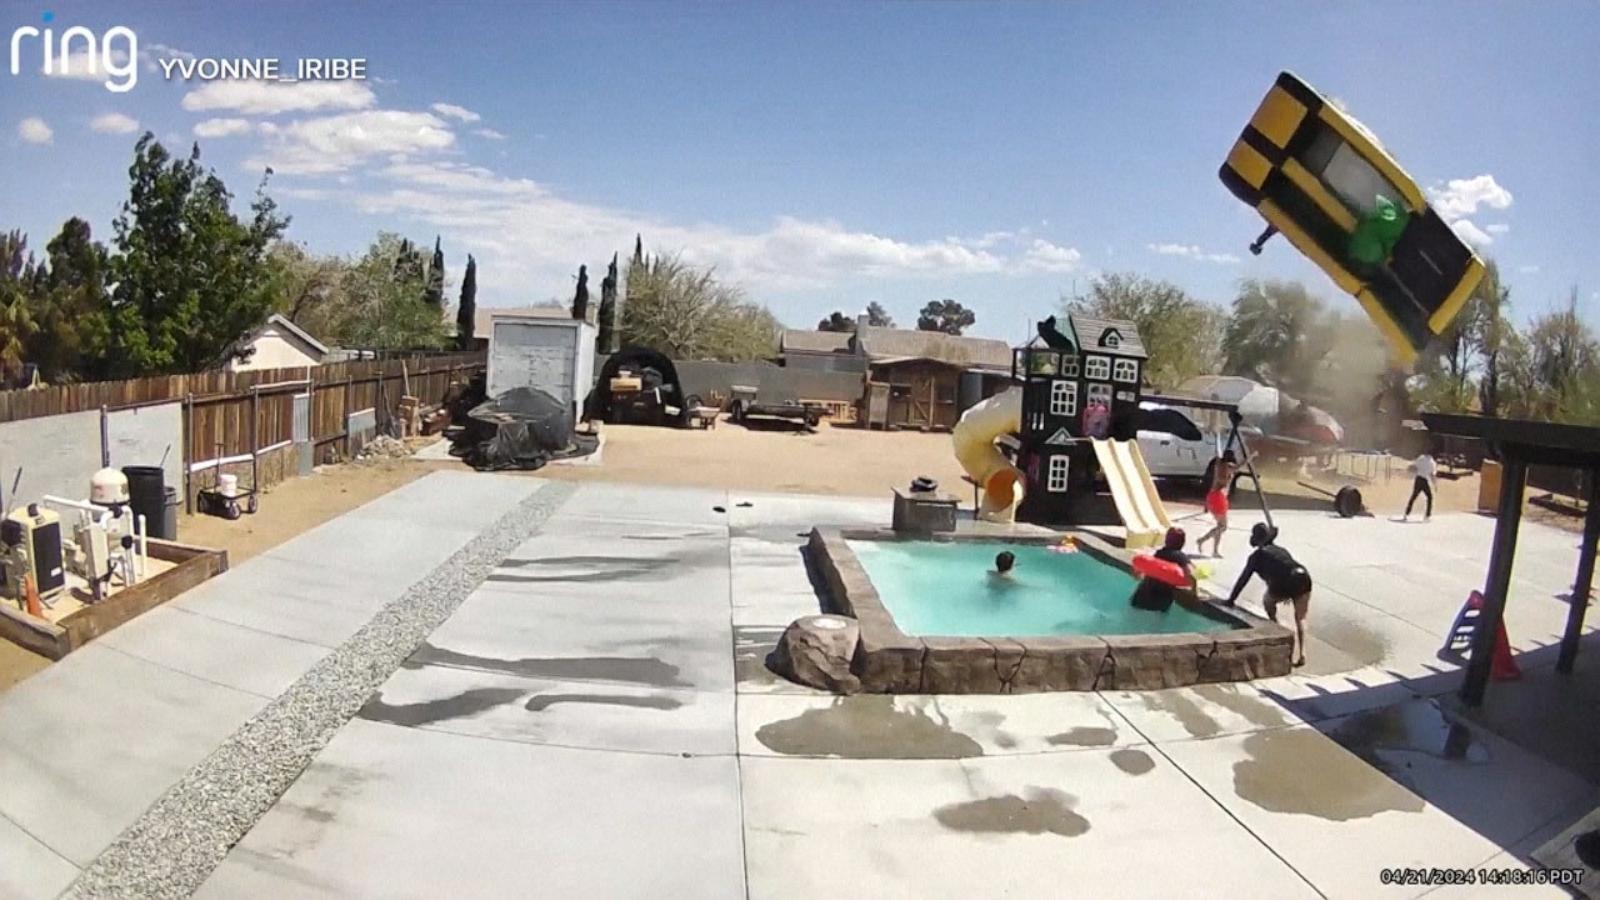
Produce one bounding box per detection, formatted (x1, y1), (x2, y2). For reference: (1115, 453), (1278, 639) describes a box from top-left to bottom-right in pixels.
(69, 480), (576, 899)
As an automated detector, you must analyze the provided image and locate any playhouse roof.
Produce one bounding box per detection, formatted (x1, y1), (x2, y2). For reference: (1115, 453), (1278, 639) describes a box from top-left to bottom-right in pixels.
(1067, 314), (1147, 359)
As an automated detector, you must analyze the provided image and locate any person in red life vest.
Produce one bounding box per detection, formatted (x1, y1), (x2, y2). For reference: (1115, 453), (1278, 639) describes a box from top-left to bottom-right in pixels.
(1130, 527), (1197, 612)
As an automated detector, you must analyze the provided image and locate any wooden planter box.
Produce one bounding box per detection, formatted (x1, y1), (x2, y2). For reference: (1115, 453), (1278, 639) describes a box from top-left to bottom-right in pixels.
(0, 539), (228, 660)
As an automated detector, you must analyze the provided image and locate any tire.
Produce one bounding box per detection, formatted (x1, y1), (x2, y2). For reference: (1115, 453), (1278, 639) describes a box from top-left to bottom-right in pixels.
(730, 401), (745, 423)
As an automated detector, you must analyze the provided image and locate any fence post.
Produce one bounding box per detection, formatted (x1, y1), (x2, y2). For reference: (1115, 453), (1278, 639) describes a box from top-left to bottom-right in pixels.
(343, 372), (353, 460)
(183, 392), (194, 515)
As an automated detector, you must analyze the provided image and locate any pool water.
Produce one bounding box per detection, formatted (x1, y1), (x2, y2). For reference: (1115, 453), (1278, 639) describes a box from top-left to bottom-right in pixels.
(846, 539), (1233, 637)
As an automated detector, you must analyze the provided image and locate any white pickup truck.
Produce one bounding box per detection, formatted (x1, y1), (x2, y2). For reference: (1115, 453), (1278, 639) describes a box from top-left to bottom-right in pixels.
(1136, 402), (1245, 484)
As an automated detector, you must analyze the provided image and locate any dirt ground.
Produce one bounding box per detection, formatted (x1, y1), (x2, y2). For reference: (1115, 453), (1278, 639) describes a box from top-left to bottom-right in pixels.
(425, 421), (976, 500)
(0, 456), (433, 693)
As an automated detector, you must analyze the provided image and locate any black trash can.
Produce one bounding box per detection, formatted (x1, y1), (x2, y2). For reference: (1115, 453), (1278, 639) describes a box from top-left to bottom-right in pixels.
(122, 465), (173, 540)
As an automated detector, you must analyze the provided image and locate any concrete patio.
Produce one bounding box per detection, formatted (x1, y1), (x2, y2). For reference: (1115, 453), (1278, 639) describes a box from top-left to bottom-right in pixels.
(1, 474), (1595, 899)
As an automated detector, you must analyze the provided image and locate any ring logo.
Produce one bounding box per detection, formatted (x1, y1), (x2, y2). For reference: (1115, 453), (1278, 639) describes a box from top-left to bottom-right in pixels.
(9, 10), (138, 93)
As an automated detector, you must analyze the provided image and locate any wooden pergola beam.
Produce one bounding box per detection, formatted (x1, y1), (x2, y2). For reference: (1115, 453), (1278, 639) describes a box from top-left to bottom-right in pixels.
(1461, 454), (1526, 707)
(1557, 474), (1600, 674)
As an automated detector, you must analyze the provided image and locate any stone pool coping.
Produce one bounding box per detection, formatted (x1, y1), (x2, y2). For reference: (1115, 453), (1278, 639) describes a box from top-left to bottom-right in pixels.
(807, 527), (1294, 693)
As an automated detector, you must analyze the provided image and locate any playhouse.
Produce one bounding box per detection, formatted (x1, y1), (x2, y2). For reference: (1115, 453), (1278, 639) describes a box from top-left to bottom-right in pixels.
(1012, 314), (1148, 523)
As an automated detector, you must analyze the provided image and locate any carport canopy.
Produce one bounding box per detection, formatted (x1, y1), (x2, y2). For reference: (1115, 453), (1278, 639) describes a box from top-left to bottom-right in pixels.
(1422, 413), (1600, 706)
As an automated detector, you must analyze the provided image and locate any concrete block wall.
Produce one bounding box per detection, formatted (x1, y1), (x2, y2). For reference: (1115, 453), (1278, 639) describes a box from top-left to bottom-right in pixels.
(0, 402), (183, 509)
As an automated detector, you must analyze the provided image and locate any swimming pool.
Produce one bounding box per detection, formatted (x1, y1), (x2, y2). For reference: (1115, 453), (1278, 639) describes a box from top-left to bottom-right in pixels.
(846, 539), (1232, 637)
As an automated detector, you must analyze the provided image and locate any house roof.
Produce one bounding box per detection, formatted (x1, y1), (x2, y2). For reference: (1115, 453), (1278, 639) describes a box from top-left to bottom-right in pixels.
(857, 327), (1013, 371)
(780, 330), (854, 354)
(258, 313), (329, 356)
(1067, 314), (1147, 359)
(473, 306), (571, 340)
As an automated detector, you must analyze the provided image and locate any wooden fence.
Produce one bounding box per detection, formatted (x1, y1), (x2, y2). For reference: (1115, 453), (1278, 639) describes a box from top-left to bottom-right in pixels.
(0, 351), (486, 506)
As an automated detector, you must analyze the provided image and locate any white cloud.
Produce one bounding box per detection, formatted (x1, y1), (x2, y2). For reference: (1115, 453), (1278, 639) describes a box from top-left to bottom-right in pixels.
(1019, 239), (1082, 273)
(142, 42), (196, 72)
(18, 117), (53, 144)
(1148, 242), (1240, 264)
(89, 112), (139, 134)
(1450, 219), (1494, 248)
(318, 159), (1031, 295)
(473, 128), (507, 140)
(1484, 223), (1510, 236)
(247, 110), (455, 174)
(193, 118), (255, 139)
(431, 103), (481, 123)
(1517, 264), (1540, 275)
(1429, 174), (1513, 222)
(42, 47), (132, 81)
(182, 80), (375, 116)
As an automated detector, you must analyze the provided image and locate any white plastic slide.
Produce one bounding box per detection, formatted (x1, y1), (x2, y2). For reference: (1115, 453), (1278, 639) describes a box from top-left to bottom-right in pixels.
(1091, 438), (1171, 549)
(952, 387), (1024, 522)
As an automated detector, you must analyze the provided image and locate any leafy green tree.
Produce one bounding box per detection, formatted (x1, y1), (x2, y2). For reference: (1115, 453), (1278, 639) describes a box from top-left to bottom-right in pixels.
(917, 298), (974, 335)
(106, 135), (288, 375)
(456, 254), (478, 350)
(29, 218), (113, 381)
(263, 241), (346, 332)
(817, 311), (855, 332)
(620, 254), (780, 361)
(866, 301), (894, 328)
(0, 230), (39, 382)
(1064, 272), (1224, 389)
(1222, 279), (1339, 398)
(423, 236), (445, 308)
(330, 233), (453, 350)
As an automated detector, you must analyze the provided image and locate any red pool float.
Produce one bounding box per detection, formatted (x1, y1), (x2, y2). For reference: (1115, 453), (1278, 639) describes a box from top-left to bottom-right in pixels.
(1132, 554), (1188, 588)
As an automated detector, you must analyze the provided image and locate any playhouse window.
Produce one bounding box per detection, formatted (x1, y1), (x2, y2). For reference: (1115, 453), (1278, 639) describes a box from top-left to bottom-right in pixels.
(1086, 382), (1113, 408)
(1113, 358), (1138, 384)
(1049, 380), (1077, 417)
(1047, 455), (1070, 493)
(1059, 355), (1079, 377)
(1084, 355), (1111, 380)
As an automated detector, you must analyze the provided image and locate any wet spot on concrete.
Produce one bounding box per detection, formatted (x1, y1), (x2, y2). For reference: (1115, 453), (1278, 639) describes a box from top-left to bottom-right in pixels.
(755, 695), (984, 759)
(934, 788), (1089, 837)
(1325, 700), (1491, 785)
(488, 554), (676, 583)
(1046, 727), (1118, 747)
(1110, 748), (1156, 775)
(1315, 616), (1389, 666)
(1192, 683), (1293, 728)
(524, 693), (682, 712)
(359, 687), (524, 727)
(733, 626), (788, 686)
(1140, 690), (1222, 738)
(408, 643), (692, 688)
(1234, 728), (1425, 820)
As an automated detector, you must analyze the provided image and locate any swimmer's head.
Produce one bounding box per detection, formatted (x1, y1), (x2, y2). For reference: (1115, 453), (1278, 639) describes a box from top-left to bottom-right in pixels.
(995, 551), (1015, 574)
(1164, 527), (1186, 552)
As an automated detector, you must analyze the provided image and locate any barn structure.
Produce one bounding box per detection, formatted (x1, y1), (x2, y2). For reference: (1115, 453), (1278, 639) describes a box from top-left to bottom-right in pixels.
(780, 316), (1012, 430)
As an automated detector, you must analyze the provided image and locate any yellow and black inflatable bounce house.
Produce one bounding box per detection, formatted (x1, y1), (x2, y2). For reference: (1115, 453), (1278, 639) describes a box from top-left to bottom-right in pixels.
(1220, 71), (1486, 366)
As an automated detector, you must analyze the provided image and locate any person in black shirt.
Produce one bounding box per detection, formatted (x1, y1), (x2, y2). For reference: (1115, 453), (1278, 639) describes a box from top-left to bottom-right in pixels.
(1225, 523), (1312, 667)
(1130, 527), (1197, 612)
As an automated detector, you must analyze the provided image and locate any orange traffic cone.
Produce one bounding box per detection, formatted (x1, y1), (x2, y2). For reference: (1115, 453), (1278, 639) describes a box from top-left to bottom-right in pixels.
(1490, 621), (1522, 680)
(23, 574), (42, 618)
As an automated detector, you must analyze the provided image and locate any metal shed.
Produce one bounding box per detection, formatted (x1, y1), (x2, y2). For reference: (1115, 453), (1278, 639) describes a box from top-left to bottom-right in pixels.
(487, 316), (597, 422)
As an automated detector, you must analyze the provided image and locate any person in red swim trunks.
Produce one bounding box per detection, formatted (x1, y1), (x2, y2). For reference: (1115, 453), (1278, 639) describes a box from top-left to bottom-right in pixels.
(1195, 451), (1238, 557)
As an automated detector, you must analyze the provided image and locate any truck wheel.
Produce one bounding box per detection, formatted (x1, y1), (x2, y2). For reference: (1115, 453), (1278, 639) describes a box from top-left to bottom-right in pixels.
(729, 401), (744, 423)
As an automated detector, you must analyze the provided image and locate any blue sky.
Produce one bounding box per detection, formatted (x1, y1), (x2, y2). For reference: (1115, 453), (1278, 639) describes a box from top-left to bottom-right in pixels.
(4, 1), (1597, 343)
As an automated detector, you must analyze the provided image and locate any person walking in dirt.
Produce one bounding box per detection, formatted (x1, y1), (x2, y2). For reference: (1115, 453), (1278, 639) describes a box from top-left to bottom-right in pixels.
(1195, 450), (1239, 557)
(1225, 523), (1313, 668)
(1402, 451), (1436, 522)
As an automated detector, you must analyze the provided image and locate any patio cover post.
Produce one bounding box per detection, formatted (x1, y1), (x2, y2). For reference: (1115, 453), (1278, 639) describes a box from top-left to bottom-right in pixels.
(1461, 453), (1527, 707)
(1556, 473), (1600, 674)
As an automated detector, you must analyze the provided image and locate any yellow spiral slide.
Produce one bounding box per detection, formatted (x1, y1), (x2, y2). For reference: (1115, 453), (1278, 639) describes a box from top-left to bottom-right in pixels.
(952, 388), (1024, 523)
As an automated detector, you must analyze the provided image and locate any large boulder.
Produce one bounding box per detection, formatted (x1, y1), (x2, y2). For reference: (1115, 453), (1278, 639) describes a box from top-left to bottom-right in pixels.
(769, 615), (862, 694)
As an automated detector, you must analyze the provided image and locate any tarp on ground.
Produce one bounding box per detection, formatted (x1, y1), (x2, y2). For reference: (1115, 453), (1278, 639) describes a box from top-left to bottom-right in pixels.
(451, 387), (597, 471)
